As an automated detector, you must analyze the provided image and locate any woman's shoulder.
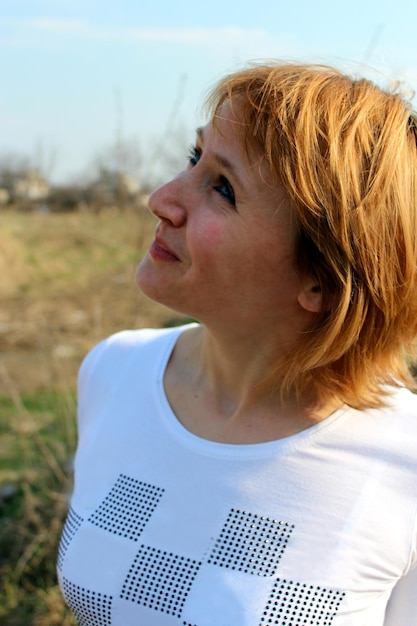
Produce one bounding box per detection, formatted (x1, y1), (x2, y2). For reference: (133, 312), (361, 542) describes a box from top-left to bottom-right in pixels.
(383, 385), (417, 423)
(99, 328), (157, 354)
(84, 324), (192, 368)
(75, 324), (197, 433)
(94, 325), (181, 351)
(78, 324), (195, 390)
(368, 386), (417, 460)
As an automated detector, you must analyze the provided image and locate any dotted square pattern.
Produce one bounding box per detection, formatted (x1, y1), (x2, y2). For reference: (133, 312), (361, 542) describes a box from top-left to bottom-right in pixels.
(62, 576), (112, 626)
(260, 578), (346, 625)
(120, 545), (201, 618)
(207, 508), (294, 577)
(60, 473), (346, 625)
(57, 506), (83, 571)
(88, 474), (164, 541)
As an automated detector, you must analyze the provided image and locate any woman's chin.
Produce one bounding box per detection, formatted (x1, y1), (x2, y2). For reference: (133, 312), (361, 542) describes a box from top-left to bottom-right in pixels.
(135, 258), (178, 311)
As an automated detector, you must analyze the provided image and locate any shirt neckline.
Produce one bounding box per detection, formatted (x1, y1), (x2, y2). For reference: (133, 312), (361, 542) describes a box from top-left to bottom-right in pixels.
(155, 324), (350, 459)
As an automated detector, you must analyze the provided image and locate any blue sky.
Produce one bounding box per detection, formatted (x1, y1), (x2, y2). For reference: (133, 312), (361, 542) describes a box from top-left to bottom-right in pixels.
(1, 0), (416, 184)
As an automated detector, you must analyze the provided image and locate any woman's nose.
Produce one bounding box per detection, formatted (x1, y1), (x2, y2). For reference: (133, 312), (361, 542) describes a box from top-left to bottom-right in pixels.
(148, 176), (187, 227)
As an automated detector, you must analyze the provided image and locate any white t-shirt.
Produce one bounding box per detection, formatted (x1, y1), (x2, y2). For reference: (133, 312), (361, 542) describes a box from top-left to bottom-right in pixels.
(58, 325), (417, 625)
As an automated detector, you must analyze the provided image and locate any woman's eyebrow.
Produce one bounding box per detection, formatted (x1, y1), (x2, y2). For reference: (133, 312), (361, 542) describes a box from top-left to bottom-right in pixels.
(195, 126), (247, 193)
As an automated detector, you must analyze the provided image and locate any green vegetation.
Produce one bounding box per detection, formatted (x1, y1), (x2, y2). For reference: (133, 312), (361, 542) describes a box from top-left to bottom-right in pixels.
(0, 390), (77, 625)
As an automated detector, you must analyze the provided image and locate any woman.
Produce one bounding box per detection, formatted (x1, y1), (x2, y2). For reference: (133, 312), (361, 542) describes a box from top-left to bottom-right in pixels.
(58, 62), (417, 625)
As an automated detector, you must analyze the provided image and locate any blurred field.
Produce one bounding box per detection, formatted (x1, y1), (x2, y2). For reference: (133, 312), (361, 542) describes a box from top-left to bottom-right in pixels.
(0, 206), (183, 624)
(0, 206), (178, 394)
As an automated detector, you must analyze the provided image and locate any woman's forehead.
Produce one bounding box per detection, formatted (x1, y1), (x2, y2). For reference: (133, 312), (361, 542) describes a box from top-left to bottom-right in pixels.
(199, 109), (294, 216)
(205, 103), (265, 168)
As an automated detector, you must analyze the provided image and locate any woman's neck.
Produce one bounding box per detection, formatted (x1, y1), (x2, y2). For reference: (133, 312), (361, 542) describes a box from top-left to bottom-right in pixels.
(164, 324), (341, 444)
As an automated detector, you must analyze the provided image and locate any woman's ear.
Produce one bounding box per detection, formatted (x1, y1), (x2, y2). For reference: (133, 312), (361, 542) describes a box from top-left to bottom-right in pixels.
(297, 279), (323, 313)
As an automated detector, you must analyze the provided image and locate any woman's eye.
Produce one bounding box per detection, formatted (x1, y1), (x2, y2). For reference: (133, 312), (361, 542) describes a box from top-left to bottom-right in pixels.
(188, 145), (201, 166)
(214, 176), (236, 206)
(187, 146), (235, 207)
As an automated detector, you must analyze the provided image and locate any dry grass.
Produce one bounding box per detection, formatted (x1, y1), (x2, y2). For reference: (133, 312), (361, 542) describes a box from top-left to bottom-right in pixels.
(0, 207), (178, 393)
(0, 206), (184, 624)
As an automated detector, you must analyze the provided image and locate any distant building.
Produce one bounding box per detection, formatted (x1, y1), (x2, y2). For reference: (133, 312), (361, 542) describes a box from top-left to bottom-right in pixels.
(86, 168), (141, 210)
(13, 171), (50, 202)
(89, 169), (140, 199)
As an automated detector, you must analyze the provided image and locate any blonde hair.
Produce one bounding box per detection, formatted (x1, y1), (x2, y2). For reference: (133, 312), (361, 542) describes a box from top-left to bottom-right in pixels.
(207, 62), (417, 409)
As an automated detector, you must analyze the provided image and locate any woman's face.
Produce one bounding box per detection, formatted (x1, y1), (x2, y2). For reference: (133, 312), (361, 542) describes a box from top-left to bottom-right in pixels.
(136, 102), (312, 334)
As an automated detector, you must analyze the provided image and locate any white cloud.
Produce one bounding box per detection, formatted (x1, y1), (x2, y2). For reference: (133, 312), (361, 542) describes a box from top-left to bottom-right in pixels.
(0, 16), (298, 63)
(30, 18), (101, 37)
(25, 18), (269, 47)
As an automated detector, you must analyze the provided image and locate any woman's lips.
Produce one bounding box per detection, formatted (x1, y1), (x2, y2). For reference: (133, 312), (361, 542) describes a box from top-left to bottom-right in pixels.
(149, 238), (180, 262)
